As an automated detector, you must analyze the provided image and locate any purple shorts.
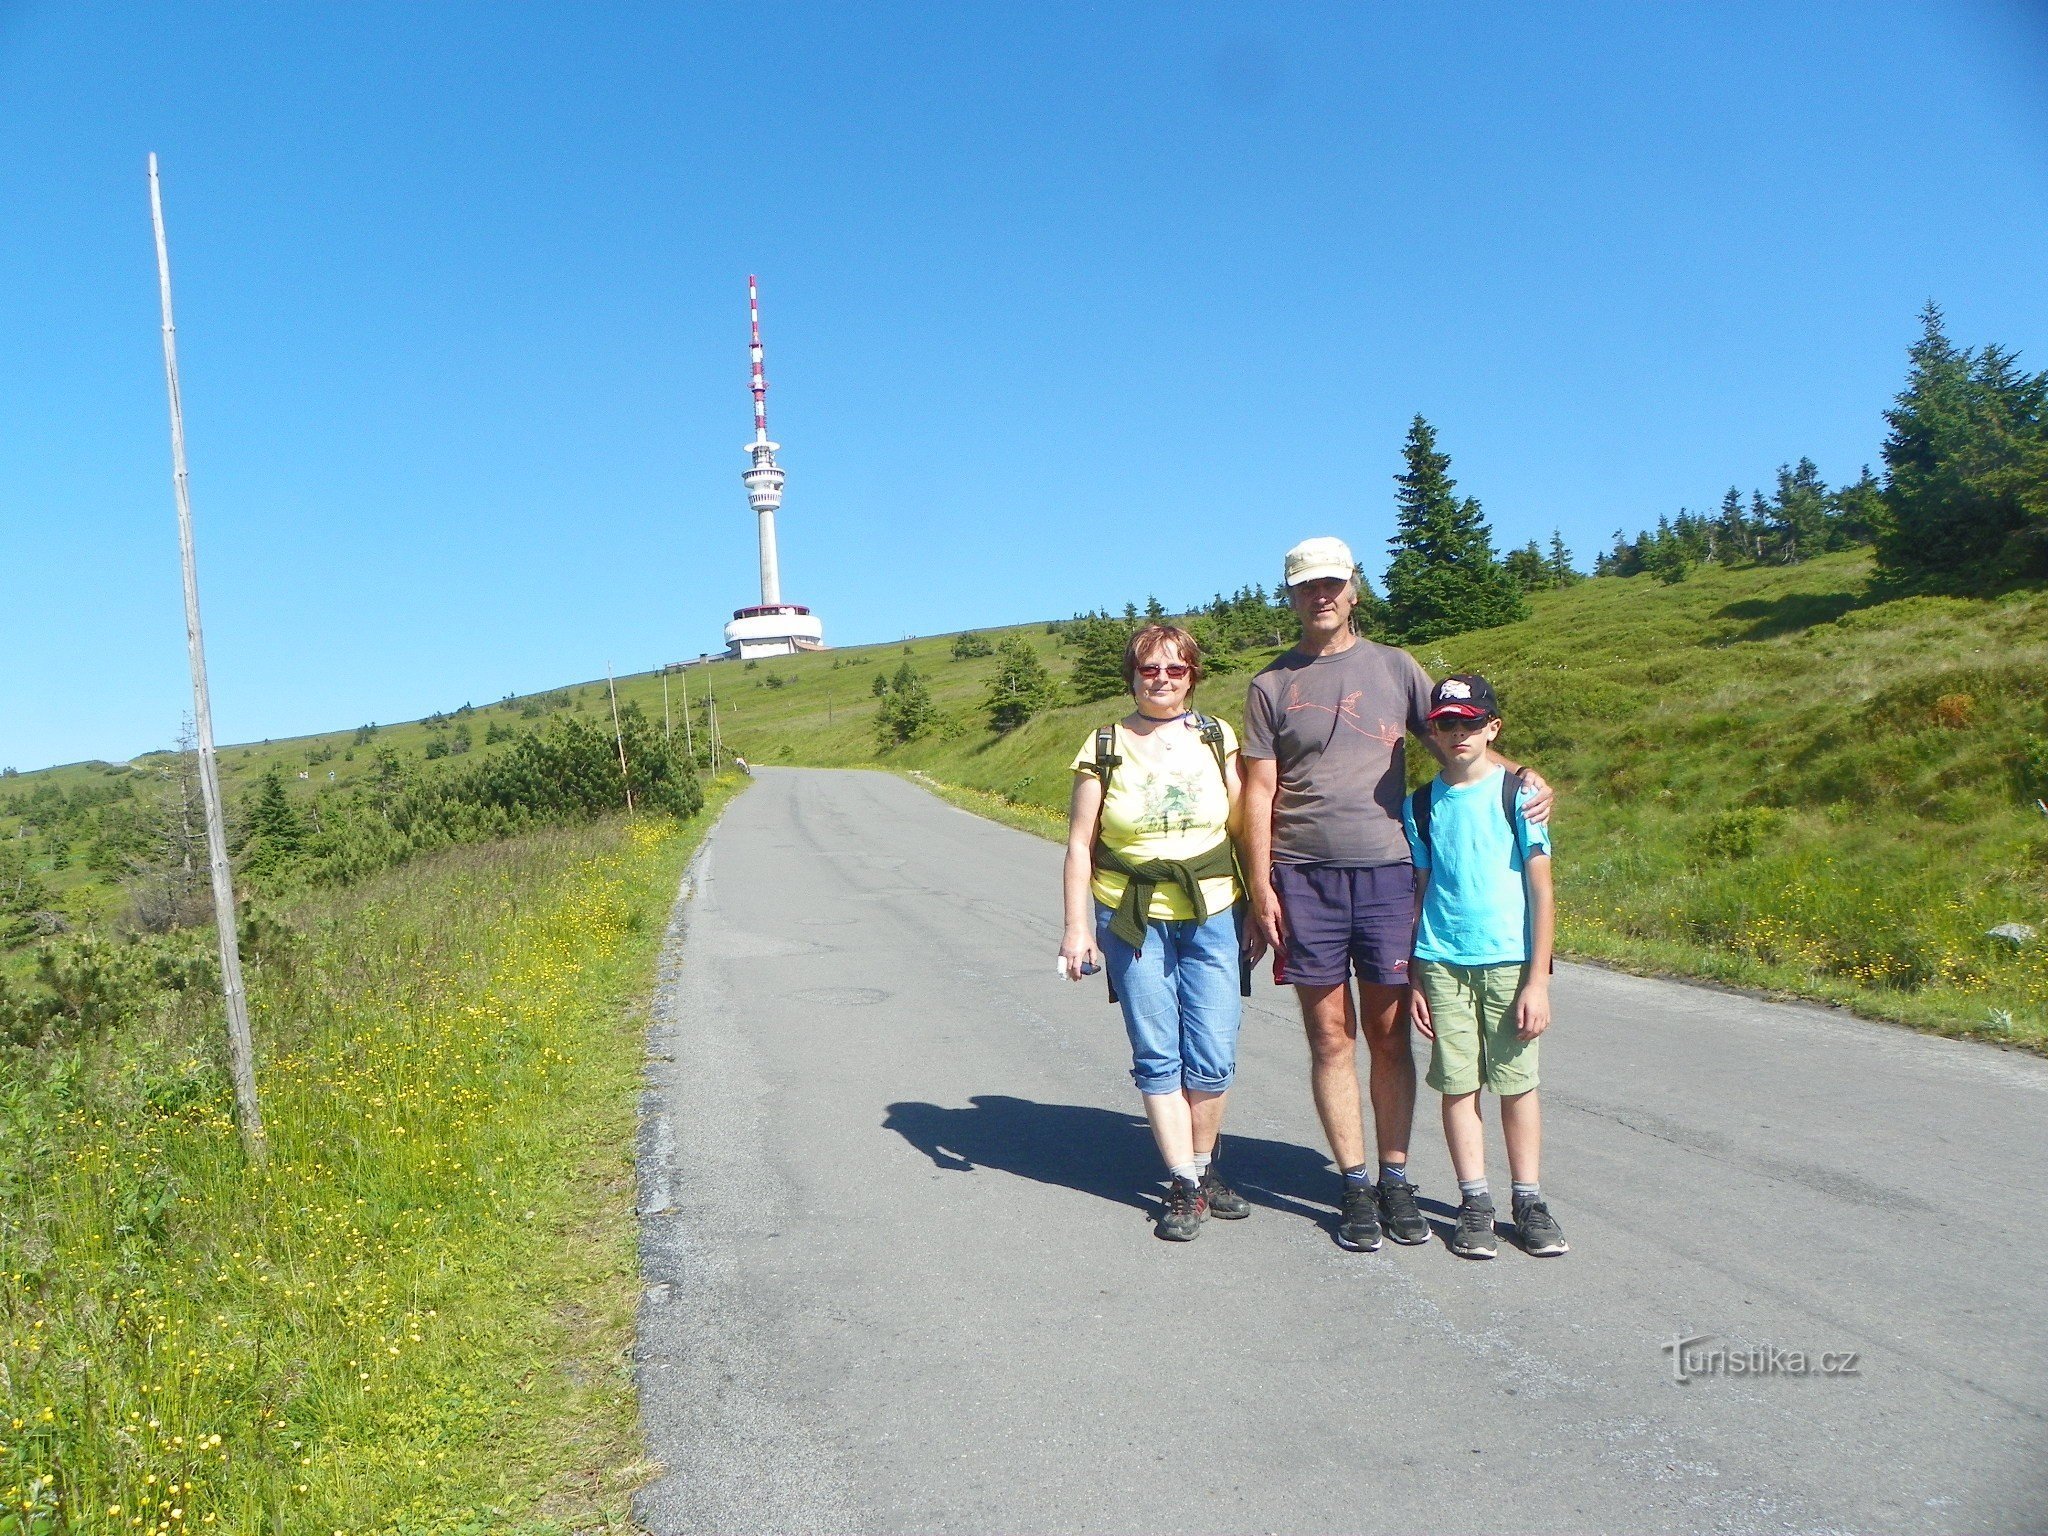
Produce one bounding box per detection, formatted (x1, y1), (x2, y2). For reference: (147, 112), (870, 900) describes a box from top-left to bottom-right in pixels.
(1270, 862), (1417, 989)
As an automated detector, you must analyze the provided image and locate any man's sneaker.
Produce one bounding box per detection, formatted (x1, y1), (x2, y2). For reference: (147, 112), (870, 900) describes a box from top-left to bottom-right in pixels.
(1513, 1195), (1569, 1256)
(1199, 1164), (1250, 1220)
(1447, 1197), (1499, 1259)
(1156, 1176), (1207, 1241)
(1335, 1182), (1383, 1252)
(1377, 1176), (1430, 1245)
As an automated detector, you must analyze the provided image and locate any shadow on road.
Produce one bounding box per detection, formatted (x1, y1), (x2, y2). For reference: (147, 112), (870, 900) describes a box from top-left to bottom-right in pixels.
(882, 1094), (1341, 1227)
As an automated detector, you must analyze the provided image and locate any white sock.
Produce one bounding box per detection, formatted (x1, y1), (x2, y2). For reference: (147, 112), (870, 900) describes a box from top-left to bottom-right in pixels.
(1169, 1162), (1201, 1186)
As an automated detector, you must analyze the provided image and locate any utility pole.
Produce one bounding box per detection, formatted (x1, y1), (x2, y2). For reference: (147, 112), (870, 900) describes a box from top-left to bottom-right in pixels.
(149, 154), (264, 1162)
(662, 669), (672, 745)
(679, 667), (694, 761)
(606, 662), (634, 813)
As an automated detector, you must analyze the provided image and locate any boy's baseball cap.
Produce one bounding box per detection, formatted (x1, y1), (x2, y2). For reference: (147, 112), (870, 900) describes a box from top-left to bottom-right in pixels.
(1426, 674), (1500, 720)
(1282, 536), (1355, 587)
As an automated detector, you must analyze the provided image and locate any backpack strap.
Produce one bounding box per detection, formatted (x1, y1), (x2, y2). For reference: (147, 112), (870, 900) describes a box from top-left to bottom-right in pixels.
(1090, 725), (1121, 794)
(1191, 712), (1229, 787)
(1409, 781), (1435, 855)
(1500, 768), (1526, 847)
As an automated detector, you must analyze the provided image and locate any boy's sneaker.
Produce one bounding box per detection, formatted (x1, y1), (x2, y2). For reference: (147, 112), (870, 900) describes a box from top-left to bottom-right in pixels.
(1199, 1164), (1250, 1220)
(1155, 1176), (1207, 1242)
(1377, 1176), (1430, 1245)
(1513, 1195), (1569, 1256)
(1335, 1183), (1383, 1252)
(1447, 1197), (1499, 1260)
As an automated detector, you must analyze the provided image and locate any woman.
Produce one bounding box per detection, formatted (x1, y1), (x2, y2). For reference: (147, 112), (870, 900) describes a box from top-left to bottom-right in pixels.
(1059, 623), (1250, 1241)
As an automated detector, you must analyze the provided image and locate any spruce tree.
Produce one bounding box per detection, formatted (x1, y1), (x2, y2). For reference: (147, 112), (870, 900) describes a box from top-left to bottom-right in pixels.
(1878, 303), (2048, 581)
(1768, 459), (1831, 562)
(1504, 540), (1548, 592)
(1545, 530), (1580, 585)
(1383, 416), (1529, 641)
(984, 638), (1059, 733)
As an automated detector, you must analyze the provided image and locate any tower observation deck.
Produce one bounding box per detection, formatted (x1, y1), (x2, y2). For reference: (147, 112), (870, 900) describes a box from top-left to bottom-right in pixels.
(723, 275), (824, 659)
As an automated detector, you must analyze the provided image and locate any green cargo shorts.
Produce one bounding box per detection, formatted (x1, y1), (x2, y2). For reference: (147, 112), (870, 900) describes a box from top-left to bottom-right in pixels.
(1416, 959), (1539, 1096)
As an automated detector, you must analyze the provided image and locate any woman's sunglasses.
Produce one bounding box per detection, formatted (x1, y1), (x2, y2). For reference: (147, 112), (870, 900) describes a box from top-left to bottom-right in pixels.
(1137, 663), (1190, 679)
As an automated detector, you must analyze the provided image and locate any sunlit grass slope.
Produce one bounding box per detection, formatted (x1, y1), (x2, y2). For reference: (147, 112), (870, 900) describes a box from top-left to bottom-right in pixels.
(687, 553), (2046, 1044)
(1, 786), (737, 1532)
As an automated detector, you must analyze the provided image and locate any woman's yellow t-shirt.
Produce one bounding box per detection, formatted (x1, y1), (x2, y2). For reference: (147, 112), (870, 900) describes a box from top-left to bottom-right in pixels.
(1071, 717), (1240, 922)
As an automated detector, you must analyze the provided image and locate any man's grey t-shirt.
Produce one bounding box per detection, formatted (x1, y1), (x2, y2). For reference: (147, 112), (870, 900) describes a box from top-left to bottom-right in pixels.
(1241, 640), (1434, 866)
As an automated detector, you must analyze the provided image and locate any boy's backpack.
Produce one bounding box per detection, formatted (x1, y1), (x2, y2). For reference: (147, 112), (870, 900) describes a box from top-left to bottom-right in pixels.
(1407, 768), (1527, 857)
(1089, 713), (1230, 795)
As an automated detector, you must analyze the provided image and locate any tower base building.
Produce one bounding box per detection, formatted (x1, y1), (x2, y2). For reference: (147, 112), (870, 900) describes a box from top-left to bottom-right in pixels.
(723, 603), (825, 659)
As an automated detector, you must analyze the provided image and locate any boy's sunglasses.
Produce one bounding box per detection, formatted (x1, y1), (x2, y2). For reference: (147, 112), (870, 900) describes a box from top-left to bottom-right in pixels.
(1429, 715), (1492, 732)
(1137, 663), (1190, 679)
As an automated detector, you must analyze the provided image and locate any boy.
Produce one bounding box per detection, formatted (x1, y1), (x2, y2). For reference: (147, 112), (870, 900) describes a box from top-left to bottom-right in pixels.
(1402, 675), (1568, 1259)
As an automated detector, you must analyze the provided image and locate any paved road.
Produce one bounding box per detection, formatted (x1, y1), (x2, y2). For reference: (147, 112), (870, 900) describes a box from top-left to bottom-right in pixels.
(633, 768), (2048, 1535)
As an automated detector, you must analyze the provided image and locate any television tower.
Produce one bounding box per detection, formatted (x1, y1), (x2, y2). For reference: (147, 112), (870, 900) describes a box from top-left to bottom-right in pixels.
(743, 273), (785, 605)
(721, 275), (823, 659)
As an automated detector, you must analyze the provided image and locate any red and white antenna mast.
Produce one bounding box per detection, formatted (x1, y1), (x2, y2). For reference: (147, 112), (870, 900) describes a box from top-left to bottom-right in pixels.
(741, 273), (786, 605)
(748, 273), (770, 444)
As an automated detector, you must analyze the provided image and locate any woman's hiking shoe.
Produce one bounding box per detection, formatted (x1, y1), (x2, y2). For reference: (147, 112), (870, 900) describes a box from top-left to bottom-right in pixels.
(1513, 1195), (1569, 1256)
(1377, 1177), (1430, 1245)
(1199, 1164), (1251, 1220)
(1156, 1176), (1208, 1241)
(1335, 1183), (1383, 1252)
(1447, 1197), (1499, 1259)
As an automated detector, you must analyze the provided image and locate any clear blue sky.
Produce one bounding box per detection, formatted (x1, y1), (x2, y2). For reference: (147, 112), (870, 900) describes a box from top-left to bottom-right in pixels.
(4, 2), (2046, 770)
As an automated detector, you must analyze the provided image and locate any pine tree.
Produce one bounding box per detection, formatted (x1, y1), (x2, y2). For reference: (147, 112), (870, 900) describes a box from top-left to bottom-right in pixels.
(1383, 416), (1530, 641)
(238, 767), (307, 879)
(984, 638), (1060, 733)
(1545, 530), (1580, 585)
(1504, 539), (1548, 592)
(874, 662), (941, 746)
(1878, 303), (2048, 581)
(1828, 467), (1885, 548)
(1068, 611), (1136, 703)
(1767, 459), (1831, 562)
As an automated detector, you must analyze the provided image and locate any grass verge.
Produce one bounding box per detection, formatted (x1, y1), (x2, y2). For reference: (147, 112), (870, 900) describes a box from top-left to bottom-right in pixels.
(0, 776), (743, 1533)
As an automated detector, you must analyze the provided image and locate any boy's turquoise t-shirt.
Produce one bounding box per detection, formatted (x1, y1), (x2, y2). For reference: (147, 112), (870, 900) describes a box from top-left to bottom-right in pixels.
(1401, 766), (1551, 967)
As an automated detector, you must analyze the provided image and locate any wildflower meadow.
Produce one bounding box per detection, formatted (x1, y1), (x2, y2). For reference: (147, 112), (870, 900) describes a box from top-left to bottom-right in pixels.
(1, 789), (734, 1533)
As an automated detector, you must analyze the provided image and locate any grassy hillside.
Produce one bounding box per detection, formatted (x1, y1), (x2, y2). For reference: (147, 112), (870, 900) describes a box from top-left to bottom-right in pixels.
(8, 551), (2045, 1043)
(687, 552), (2046, 1045)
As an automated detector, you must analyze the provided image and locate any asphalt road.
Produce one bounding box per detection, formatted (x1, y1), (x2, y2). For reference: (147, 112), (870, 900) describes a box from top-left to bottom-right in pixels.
(633, 768), (2048, 1535)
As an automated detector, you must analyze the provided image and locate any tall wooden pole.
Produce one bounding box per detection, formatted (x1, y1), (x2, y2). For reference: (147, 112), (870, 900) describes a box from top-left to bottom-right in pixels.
(679, 668), (694, 760)
(606, 663), (635, 814)
(661, 670), (672, 745)
(149, 154), (265, 1162)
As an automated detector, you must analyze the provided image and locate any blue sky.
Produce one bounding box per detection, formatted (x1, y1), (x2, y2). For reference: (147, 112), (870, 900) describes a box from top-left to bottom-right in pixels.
(4, 2), (2046, 769)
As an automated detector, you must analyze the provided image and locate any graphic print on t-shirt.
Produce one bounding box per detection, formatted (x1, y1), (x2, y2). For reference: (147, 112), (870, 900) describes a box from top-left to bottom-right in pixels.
(1282, 682), (1405, 747)
(1133, 767), (1204, 836)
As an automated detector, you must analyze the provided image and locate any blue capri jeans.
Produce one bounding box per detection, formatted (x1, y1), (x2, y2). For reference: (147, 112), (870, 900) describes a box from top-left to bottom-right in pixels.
(1095, 901), (1244, 1096)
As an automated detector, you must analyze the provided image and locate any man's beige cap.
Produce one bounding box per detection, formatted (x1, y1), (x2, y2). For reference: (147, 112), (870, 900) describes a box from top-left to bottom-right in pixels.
(1282, 536), (1355, 587)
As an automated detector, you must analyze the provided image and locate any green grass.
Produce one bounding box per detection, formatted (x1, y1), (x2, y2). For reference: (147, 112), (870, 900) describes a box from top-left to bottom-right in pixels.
(1, 778), (742, 1533)
(8, 552), (2045, 1050)
(622, 555), (2047, 1048)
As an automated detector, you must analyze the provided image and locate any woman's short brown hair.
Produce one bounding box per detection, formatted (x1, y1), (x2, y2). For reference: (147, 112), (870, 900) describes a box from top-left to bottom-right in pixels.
(1121, 623), (1205, 691)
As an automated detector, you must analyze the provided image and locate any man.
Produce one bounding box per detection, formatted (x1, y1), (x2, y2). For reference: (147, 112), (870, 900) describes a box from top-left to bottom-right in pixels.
(1241, 537), (1553, 1253)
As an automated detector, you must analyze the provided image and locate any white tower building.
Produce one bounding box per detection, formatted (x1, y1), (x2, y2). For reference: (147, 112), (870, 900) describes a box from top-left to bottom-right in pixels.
(724, 275), (824, 659)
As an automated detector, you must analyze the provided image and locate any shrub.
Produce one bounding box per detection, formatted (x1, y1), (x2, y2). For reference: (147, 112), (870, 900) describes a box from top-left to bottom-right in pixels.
(952, 632), (994, 660)
(1697, 807), (1784, 860)
(985, 639), (1060, 733)
(874, 664), (941, 746)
